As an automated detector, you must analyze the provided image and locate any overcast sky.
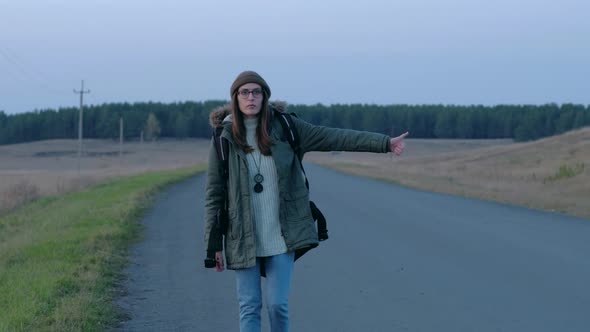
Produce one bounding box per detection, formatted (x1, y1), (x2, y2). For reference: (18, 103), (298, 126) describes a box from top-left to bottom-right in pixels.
(1, 0), (589, 114)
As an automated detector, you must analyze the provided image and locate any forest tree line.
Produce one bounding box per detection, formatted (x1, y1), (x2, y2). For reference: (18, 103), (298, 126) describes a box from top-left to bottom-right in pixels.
(0, 101), (589, 145)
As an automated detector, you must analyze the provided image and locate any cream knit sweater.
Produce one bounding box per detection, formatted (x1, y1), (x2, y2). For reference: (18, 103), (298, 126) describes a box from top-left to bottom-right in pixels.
(244, 118), (287, 257)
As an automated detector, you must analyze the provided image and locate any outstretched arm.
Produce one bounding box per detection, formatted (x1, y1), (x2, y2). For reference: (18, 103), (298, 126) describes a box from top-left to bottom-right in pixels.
(292, 116), (390, 153)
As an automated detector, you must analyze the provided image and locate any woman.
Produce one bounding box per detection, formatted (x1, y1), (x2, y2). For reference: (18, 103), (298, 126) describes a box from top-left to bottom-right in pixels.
(204, 71), (407, 332)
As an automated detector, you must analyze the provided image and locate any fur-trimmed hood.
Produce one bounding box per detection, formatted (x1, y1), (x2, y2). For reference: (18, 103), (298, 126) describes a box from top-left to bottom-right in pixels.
(208, 101), (287, 128)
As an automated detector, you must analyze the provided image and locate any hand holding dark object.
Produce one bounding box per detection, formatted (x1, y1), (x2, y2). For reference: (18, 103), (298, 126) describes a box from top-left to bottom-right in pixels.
(204, 228), (222, 266)
(204, 208), (226, 269)
(390, 132), (409, 156)
(204, 251), (224, 271)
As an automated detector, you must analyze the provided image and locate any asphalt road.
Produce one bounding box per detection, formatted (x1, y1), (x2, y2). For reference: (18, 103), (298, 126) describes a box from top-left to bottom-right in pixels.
(116, 164), (590, 332)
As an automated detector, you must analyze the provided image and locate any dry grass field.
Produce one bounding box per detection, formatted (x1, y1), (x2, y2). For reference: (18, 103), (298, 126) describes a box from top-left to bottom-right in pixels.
(0, 138), (209, 213)
(1, 128), (588, 219)
(307, 127), (590, 219)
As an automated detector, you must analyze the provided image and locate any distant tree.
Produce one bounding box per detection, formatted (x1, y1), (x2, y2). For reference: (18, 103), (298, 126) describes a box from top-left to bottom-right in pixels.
(144, 112), (161, 141)
(95, 106), (119, 139)
(572, 110), (587, 129)
(0, 111), (7, 144)
(555, 106), (575, 134)
(556, 104), (584, 134)
(455, 110), (474, 138)
(174, 113), (191, 139)
(434, 109), (455, 138)
(499, 106), (515, 138)
(541, 103), (560, 137)
(514, 109), (544, 141)
(124, 106), (147, 138)
(0, 111), (6, 129)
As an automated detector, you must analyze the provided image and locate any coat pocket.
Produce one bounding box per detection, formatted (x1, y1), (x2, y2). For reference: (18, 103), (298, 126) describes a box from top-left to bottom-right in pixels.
(284, 189), (312, 221)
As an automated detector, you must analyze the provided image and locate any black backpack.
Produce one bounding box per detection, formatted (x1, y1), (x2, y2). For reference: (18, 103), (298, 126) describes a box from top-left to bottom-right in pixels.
(204, 110), (328, 268)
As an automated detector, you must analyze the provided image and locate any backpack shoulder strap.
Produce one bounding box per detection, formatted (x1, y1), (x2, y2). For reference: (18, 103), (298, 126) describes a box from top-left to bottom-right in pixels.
(275, 111), (301, 157)
(211, 126), (230, 236)
(212, 127), (229, 180)
(275, 111), (309, 190)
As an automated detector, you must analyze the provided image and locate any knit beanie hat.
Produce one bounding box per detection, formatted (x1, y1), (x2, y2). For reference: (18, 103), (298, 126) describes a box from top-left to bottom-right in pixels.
(230, 71), (271, 98)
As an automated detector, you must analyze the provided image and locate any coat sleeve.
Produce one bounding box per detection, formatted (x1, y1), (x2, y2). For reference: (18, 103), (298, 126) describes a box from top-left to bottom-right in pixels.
(291, 116), (391, 154)
(204, 137), (225, 250)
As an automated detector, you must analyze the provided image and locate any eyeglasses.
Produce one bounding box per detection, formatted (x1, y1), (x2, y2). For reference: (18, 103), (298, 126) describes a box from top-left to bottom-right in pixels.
(238, 88), (263, 99)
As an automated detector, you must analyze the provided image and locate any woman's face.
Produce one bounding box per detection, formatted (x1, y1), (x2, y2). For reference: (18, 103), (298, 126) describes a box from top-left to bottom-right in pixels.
(237, 83), (263, 118)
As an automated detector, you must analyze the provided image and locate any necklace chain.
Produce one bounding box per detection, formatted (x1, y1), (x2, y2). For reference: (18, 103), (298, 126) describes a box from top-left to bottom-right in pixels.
(246, 123), (264, 193)
(249, 151), (262, 174)
(249, 151), (264, 193)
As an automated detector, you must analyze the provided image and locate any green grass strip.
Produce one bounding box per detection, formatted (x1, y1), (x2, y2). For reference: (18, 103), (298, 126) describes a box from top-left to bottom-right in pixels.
(0, 165), (206, 331)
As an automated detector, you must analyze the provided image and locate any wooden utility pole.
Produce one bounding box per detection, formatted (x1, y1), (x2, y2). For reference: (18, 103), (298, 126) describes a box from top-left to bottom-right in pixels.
(119, 116), (124, 159)
(74, 80), (90, 173)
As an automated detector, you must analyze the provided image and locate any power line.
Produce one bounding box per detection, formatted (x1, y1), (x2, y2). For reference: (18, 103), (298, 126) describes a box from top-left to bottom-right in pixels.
(0, 46), (67, 96)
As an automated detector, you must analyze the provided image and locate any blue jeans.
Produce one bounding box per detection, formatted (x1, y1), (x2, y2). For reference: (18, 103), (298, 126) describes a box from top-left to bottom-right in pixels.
(235, 252), (295, 332)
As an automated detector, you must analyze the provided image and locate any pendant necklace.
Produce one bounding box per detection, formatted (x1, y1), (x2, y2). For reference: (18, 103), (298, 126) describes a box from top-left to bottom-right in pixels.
(249, 152), (264, 193)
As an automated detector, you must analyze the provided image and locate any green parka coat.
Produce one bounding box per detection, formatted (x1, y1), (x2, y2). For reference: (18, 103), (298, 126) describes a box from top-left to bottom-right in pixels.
(204, 102), (390, 270)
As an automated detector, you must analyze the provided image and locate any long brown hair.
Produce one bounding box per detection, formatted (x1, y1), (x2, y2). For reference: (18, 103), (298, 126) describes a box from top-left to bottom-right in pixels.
(230, 91), (272, 155)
